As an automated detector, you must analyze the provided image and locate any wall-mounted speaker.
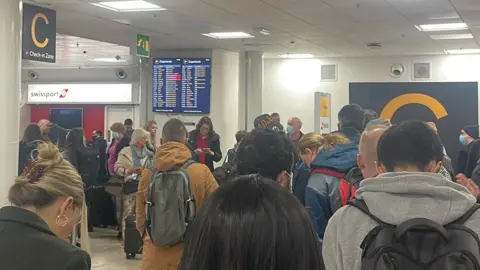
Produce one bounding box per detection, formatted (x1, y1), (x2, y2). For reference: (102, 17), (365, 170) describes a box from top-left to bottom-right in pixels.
(28, 70), (39, 80)
(116, 69), (127, 80)
(413, 62), (431, 80)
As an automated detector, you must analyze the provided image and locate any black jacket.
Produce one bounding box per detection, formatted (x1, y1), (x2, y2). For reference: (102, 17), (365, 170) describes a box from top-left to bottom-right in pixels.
(0, 206), (91, 270)
(93, 137), (108, 177)
(188, 130), (222, 172)
(465, 140), (480, 178)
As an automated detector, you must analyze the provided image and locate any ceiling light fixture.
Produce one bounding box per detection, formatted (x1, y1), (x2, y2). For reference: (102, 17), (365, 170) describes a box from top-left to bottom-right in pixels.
(279, 54), (314, 59)
(430, 33), (474, 40)
(445, 49), (480, 54)
(92, 1), (165, 12)
(202, 32), (254, 39)
(415, 23), (468, 32)
(89, 58), (127, 63)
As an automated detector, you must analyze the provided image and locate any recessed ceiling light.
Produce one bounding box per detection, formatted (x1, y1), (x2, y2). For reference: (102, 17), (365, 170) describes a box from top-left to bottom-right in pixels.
(415, 23), (468, 32)
(445, 49), (480, 54)
(202, 32), (254, 39)
(92, 1), (165, 12)
(279, 54), (314, 59)
(430, 33), (474, 40)
(89, 58), (127, 63)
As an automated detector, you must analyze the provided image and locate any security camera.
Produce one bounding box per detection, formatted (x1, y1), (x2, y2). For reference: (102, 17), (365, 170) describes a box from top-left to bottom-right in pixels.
(390, 63), (405, 78)
(115, 55), (121, 61)
(116, 69), (127, 79)
(28, 70), (39, 80)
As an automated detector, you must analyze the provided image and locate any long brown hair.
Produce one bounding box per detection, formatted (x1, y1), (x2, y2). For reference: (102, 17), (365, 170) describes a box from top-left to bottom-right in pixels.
(21, 124), (45, 143)
(196, 117), (214, 135)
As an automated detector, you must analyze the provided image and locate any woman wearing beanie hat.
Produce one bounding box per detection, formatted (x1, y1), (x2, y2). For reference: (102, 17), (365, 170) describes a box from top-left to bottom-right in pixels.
(460, 124), (480, 178)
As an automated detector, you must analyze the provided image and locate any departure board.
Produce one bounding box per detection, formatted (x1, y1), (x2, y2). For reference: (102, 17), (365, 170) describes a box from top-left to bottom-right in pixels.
(152, 58), (211, 114)
(152, 58), (182, 112)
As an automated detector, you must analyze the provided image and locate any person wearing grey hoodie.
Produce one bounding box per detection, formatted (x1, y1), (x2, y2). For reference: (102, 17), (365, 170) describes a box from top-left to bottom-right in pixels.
(323, 120), (480, 270)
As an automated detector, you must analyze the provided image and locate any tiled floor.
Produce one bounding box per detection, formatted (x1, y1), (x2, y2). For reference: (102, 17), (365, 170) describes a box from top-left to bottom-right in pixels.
(90, 229), (142, 270)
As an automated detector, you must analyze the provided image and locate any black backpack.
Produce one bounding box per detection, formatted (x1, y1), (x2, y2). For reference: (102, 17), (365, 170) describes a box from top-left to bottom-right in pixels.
(213, 157), (237, 186)
(78, 148), (100, 188)
(348, 199), (480, 270)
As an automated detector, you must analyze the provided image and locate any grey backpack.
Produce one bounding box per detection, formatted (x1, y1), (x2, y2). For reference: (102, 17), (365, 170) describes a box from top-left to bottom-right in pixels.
(146, 160), (196, 247)
(348, 199), (480, 270)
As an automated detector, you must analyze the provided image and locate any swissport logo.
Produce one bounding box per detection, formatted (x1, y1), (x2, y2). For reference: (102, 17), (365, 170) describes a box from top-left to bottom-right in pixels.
(59, 89), (68, 98)
(30, 89), (69, 99)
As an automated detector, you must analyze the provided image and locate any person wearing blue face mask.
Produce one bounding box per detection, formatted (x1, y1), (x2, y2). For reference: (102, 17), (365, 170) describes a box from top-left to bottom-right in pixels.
(287, 117), (304, 147)
(459, 125), (480, 178)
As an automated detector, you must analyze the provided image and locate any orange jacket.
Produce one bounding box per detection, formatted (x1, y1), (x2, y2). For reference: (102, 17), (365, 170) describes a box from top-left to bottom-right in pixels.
(136, 142), (218, 270)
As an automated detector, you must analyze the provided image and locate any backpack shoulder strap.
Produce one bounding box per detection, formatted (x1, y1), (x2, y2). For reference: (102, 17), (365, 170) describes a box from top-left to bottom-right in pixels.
(180, 160), (196, 202)
(182, 160), (197, 170)
(448, 203), (480, 225)
(311, 168), (345, 179)
(347, 199), (390, 226)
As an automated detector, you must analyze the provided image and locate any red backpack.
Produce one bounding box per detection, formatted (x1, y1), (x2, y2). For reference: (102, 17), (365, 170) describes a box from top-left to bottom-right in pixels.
(310, 168), (358, 206)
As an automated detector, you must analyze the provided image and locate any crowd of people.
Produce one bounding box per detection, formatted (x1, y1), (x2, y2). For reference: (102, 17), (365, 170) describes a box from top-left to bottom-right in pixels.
(4, 105), (480, 270)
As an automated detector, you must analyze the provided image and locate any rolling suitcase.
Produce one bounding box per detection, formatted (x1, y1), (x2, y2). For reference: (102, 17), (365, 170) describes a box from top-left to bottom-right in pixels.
(124, 215), (143, 259)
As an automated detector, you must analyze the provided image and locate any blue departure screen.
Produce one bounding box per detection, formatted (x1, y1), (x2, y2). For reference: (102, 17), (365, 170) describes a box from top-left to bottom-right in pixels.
(153, 58), (182, 112)
(153, 58), (211, 114)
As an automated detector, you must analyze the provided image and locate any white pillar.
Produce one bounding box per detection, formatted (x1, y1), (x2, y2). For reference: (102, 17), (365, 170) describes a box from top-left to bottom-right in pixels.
(0, 0), (22, 206)
(242, 51), (263, 130)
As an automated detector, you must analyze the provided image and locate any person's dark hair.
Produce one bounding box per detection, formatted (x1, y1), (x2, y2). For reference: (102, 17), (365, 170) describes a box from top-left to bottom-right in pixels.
(179, 174), (324, 270)
(338, 104), (365, 130)
(254, 114), (271, 128)
(196, 116), (214, 135)
(65, 128), (85, 150)
(271, 112), (280, 118)
(364, 109), (378, 127)
(377, 120), (443, 172)
(237, 128), (297, 180)
(162, 118), (187, 143)
(235, 130), (248, 143)
(21, 123), (45, 143)
(124, 118), (133, 126)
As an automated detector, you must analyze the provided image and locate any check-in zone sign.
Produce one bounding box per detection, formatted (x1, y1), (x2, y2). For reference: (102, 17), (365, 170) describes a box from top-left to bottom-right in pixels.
(27, 84), (133, 104)
(22, 3), (56, 63)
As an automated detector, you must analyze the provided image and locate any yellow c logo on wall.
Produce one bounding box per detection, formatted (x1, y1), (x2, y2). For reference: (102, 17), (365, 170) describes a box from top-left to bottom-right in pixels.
(31, 13), (49, 48)
(380, 93), (448, 120)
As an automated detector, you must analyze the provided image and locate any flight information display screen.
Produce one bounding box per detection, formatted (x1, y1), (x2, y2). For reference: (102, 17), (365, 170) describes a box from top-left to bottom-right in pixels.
(153, 58), (211, 113)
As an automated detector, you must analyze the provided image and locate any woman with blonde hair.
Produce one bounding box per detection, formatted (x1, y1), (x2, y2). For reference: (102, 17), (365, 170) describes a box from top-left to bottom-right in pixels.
(293, 133), (351, 204)
(115, 129), (154, 243)
(0, 143), (91, 270)
(143, 120), (158, 152)
(300, 132), (358, 239)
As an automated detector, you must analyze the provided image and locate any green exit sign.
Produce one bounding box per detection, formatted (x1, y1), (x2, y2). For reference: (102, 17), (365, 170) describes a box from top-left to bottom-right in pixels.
(136, 34), (150, 58)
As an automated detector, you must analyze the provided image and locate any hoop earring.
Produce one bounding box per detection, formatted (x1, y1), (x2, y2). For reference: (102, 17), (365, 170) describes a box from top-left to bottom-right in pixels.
(56, 215), (69, 227)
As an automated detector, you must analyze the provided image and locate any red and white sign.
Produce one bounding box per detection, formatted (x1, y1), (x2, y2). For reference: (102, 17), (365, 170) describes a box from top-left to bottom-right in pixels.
(27, 84), (133, 104)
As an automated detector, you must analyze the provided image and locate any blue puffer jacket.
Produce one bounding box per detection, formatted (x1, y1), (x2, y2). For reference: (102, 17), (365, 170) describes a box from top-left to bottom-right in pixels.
(305, 143), (358, 239)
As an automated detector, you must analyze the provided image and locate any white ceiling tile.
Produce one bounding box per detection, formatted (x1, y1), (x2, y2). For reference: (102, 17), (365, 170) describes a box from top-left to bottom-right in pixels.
(323, 0), (389, 8)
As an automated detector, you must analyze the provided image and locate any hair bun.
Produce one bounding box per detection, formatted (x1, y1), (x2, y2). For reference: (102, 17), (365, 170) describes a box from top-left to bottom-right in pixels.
(36, 143), (63, 166)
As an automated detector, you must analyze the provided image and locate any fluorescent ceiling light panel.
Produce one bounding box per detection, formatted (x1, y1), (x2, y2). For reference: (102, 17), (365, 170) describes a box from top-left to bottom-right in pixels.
(92, 1), (165, 12)
(279, 54), (314, 59)
(445, 49), (480, 54)
(430, 33), (474, 40)
(415, 23), (468, 32)
(202, 32), (254, 39)
(89, 58), (127, 63)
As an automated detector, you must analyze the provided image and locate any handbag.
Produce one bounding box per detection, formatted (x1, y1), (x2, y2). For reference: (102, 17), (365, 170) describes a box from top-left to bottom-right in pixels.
(123, 158), (150, 195)
(105, 175), (124, 197)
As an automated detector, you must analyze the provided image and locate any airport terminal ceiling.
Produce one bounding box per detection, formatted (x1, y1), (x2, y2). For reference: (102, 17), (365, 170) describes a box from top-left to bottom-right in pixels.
(28, 0), (480, 58)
